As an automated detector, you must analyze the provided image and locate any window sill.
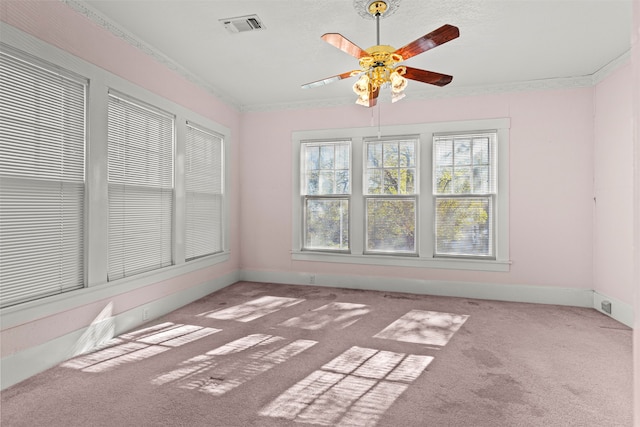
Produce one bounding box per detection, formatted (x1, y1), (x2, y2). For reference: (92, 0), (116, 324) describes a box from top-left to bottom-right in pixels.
(291, 251), (511, 272)
(1, 251), (231, 330)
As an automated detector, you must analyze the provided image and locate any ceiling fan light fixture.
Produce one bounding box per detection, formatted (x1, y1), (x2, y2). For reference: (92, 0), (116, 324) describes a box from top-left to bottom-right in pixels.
(390, 69), (408, 93)
(355, 95), (371, 106)
(353, 74), (370, 96)
(391, 91), (406, 103)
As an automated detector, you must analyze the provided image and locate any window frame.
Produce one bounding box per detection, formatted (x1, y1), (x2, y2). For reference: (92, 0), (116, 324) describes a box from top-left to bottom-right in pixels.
(292, 119), (510, 272)
(0, 28), (231, 319)
(300, 139), (352, 253)
(107, 90), (176, 281)
(184, 121), (225, 261)
(0, 44), (88, 308)
(432, 131), (498, 260)
(363, 136), (420, 256)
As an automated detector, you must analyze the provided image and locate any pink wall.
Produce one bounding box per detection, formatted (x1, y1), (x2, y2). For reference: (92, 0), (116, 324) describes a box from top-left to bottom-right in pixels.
(0, 1), (242, 355)
(240, 89), (595, 289)
(594, 63), (635, 304)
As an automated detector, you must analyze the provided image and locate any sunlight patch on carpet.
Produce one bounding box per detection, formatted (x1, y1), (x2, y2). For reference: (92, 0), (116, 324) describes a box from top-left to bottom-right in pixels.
(198, 296), (305, 322)
(152, 334), (317, 396)
(279, 302), (370, 330)
(259, 346), (432, 426)
(61, 322), (221, 372)
(374, 310), (469, 346)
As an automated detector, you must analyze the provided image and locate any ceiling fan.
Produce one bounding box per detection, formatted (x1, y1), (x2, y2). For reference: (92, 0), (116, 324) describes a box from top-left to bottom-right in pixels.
(302, 0), (459, 107)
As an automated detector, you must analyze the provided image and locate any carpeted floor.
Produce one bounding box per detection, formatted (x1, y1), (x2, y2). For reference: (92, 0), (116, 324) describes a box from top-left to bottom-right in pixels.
(1, 281), (633, 426)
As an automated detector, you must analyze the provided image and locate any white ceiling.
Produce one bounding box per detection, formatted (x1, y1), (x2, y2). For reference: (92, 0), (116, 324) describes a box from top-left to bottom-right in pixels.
(80, 0), (632, 111)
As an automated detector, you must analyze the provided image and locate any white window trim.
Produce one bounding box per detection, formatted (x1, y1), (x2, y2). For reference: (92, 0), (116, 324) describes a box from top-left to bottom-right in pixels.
(292, 119), (510, 272)
(0, 25), (231, 320)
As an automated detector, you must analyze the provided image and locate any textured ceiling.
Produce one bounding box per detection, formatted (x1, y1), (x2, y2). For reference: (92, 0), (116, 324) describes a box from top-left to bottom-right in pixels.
(79, 0), (632, 111)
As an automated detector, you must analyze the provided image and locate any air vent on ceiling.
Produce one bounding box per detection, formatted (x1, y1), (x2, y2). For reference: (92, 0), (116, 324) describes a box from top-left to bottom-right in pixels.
(220, 14), (265, 33)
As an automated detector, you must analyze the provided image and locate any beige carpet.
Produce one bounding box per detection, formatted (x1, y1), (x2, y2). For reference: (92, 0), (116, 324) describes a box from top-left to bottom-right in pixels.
(1, 281), (633, 426)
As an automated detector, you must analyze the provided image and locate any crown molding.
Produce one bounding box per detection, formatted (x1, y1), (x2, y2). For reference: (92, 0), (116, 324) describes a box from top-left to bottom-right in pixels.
(591, 50), (631, 85)
(62, 0), (242, 112)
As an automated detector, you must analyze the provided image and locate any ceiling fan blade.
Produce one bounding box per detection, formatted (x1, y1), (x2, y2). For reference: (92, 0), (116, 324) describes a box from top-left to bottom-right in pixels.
(301, 70), (360, 89)
(366, 85), (380, 107)
(321, 33), (370, 59)
(403, 67), (453, 86)
(395, 25), (459, 61)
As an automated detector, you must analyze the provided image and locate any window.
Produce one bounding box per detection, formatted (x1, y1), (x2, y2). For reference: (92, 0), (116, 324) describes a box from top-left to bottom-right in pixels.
(0, 33), (232, 314)
(364, 137), (418, 254)
(301, 141), (350, 251)
(185, 122), (224, 260)
(433, 133), (496, 258)
(107, 91), (174, 281)
(292, 119), (510, 271)
(0, 48), (86, 308)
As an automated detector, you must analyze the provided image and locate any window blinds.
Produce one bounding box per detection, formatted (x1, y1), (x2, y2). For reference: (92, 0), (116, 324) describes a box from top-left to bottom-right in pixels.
(0, 49), (86, 308)
(185, 122), (223, 260)
(107, 92), (174, 281)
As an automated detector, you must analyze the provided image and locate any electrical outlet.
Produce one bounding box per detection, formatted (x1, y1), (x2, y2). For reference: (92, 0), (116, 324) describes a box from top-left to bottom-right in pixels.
(601, 300), (612, 314)
(142, 308), (149, 321)
(309, 274), (316, 284)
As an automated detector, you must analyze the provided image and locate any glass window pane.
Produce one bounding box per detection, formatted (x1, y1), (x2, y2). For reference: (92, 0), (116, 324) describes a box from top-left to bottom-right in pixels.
(472, 138), (489, 165)
(367, 169), (383, 194)
(473, 166), (489, 193)
(367, 143), (382, 168)
(383, 143), (398, 167)
(319, 145), (335, 169)
(453, 167), (471, 193)
(383, 169), (399, 194)
(454, 139), (471, 166)
(302, 142), (350, 195)
(319, 171), (335, 194)
(366, 198), (416, 253)
(336, 170), (350, 193)
(306, 171), (319, 195)
(399, 168), (415, 194)
(435, 167), (453, 194)
(435, 140), (453, 166)
(399, 142), (415, 167)
(305, 199), (349, 251)
(335, 144), (349, 169)
(435, 197), (492, 257)
(305, 146), (319, 171)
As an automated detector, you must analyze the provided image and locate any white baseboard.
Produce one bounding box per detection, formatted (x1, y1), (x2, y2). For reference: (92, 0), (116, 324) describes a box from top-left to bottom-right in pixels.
(0, 270), (240, 390)
(592, 291), (634, 328)
(241, 270), (634, 327)
(240, 269), (595, 308)
(241, 270), (634, 328)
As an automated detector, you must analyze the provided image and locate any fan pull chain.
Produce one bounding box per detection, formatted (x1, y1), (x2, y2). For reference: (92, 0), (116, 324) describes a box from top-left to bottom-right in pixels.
(377, 103), (381, 139)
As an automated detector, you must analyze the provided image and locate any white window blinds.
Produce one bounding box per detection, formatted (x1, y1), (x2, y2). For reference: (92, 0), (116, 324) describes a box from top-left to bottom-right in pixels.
(185, 122), (223, 260)
(107, 92), (174, 281)
(0, 48), (86, 308)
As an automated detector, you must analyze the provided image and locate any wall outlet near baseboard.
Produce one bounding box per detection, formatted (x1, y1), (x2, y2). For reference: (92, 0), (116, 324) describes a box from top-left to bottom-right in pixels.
(309, 275), (316, 284)
(142, 307), (150, 321)
(601, 300), (612, 314)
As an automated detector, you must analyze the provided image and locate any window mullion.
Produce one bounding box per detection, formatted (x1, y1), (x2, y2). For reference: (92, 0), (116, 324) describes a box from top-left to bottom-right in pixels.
(351, 137), (364, 255)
